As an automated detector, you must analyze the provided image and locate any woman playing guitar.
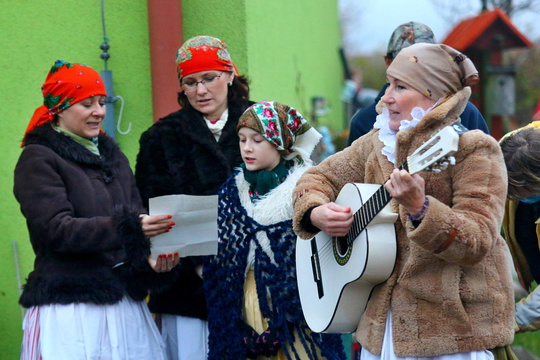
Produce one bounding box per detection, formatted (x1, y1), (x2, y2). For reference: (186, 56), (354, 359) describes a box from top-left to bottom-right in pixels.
(293, 43), (515, 360)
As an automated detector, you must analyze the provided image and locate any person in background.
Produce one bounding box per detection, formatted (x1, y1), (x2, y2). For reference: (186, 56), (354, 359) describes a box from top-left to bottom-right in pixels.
(15, 60), (178, 360)
(135, 36), (253, 360)
(347, 21), (489, 145)
(293, 43), (514, 359)
(204, 101), (345, 360)
(500, 121), (540, 333)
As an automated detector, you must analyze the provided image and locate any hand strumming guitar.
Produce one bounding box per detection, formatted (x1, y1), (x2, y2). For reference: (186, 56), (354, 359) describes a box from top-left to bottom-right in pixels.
(310, 202), (353, 237)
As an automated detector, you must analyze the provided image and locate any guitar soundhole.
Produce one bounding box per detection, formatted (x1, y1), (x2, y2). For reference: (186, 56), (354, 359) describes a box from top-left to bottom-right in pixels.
(336, 236), (348, 255)
(333, 236), (352, 265)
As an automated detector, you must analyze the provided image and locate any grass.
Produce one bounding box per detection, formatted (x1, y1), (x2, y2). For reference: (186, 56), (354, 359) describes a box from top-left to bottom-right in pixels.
(513, 330), (540, 356)
(512, 281), (540, 356)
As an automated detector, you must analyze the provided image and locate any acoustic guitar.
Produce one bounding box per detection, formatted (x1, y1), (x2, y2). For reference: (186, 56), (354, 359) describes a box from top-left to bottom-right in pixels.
(296, 124), (467, 333)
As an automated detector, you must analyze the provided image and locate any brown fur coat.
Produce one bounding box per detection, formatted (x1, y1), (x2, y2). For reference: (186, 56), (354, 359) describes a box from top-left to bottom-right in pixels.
(293, 88), (514, 357)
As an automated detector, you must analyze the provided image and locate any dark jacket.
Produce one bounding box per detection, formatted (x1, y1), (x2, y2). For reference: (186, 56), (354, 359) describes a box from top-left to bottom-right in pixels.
(14, 124), (175, 308)
(347, 83), (490, 145)
(135, 104), (250, 319)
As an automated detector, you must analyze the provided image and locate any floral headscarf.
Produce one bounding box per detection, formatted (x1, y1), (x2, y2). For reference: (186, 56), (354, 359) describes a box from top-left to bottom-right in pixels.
(24, 60), (106, 142)
(176, 36), (238, 80)
(237, 101), (321, 162)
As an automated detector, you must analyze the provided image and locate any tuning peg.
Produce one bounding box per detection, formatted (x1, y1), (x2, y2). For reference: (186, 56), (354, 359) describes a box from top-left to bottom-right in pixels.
(448, 156), (456, 165)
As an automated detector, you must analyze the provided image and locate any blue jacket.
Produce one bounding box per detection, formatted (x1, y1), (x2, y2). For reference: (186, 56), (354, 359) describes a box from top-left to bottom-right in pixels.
(348, 84), (490, 146)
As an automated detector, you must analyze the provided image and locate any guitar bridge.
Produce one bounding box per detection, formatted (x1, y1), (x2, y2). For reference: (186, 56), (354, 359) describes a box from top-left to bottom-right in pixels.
(310, 238), (324, 299)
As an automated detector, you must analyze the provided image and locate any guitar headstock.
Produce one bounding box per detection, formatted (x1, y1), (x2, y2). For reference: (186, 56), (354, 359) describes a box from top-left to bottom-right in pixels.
(406, 125), (460, 174)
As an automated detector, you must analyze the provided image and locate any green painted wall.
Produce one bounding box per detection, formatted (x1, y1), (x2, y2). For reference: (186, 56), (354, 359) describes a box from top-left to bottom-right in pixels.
(0, 1), (153, 358)
(182, 0), (345, 131)
(1, 0), (345, 357)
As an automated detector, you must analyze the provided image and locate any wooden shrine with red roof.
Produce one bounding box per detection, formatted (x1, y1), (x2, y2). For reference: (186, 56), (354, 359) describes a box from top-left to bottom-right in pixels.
(443, 7), (533, 139)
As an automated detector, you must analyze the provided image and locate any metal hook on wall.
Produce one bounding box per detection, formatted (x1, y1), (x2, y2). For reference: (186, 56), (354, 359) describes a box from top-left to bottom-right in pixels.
(99, 0), (132, 138)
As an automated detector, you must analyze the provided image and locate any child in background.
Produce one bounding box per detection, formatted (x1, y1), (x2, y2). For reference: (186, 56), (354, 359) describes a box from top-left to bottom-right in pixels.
(203, 101), (345, 359)
(500, 121), (540, 334)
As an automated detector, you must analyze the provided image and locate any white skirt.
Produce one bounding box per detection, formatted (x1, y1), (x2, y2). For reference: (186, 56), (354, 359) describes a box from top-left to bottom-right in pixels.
(360, 310), (494, 360)
(160, 314), (208, 360)
(20, 296), (166, 360)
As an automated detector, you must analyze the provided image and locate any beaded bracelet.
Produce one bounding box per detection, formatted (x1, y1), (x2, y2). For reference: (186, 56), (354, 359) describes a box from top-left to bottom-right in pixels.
(407, 197), (429, 221)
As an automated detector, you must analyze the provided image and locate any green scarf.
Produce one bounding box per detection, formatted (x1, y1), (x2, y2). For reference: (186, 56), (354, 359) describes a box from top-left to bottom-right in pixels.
(53, 124), (100, 156)
(241, 159), (290, 201)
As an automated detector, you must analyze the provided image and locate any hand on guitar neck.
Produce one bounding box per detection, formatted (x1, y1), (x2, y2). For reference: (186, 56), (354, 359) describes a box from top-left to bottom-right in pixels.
(384, 168), (426, 216)
(310, 203), (354, 237)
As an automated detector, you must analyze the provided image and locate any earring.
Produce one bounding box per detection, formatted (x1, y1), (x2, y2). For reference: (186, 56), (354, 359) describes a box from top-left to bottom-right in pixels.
(228, 82), (232, 86)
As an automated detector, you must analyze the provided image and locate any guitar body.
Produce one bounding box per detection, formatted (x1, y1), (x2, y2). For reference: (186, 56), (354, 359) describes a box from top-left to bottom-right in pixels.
(296, 183), (398, 333)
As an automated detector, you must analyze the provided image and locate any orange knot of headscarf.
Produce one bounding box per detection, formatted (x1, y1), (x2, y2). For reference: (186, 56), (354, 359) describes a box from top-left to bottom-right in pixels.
(24, 60), (107, 143)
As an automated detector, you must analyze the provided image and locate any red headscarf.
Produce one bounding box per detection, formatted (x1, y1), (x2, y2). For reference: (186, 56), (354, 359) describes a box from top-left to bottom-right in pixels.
(24, 60), (107, 143)
(176, 36), (239, 80)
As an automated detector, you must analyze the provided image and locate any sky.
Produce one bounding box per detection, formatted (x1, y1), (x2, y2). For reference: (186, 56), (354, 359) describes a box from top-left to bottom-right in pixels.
(339, 0), (540, 57)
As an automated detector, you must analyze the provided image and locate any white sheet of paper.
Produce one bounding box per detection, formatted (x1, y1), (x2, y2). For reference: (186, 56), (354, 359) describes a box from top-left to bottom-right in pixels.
(148, 194), (218, 258)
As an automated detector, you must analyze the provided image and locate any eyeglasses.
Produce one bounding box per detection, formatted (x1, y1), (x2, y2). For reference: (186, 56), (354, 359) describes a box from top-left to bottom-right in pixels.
(182, 74), (223, 92)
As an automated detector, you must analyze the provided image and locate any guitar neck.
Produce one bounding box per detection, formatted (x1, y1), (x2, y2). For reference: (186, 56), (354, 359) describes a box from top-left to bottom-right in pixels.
(347, 185), (392, 244)
(346, 160), (411, 243)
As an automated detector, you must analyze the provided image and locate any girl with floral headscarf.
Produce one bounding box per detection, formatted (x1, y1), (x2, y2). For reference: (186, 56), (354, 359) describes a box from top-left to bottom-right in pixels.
(293, 43), (515, 359)
(203, 101), (345, 360)
(135, 35), (252, 360)
(15, 60), (179, 360)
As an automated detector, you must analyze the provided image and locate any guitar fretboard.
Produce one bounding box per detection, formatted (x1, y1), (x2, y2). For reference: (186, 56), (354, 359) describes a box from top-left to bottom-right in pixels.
(345, 161), (409, 244)
(346, 186), (392, 245)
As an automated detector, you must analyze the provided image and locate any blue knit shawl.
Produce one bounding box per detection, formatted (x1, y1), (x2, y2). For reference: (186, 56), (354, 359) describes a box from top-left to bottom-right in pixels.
(204, 170), (345, 360)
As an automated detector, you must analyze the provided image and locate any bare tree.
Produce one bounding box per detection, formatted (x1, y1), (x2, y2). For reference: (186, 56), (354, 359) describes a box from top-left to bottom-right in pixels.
(488, 0), (540, 17)
(433, 0), (540, 25)
(492, 0), (540, 17)
(432, 0), (481, 28)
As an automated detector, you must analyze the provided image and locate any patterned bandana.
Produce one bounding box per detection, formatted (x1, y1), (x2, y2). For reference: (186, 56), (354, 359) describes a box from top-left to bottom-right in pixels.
(386, 21), (436, 58)
(176, 36), (238, 80)
(237, 101), (321, 162)
(387, 43), (478, 100)
(24, 60), (106, 140)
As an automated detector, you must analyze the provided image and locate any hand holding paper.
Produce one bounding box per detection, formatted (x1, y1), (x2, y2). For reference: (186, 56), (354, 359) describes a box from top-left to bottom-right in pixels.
(149, 194), (219, 258)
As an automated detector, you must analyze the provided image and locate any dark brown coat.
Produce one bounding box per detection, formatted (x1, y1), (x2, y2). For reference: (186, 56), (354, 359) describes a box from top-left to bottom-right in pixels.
(135, 104), (249, 319)
(14, 124), (175, 307)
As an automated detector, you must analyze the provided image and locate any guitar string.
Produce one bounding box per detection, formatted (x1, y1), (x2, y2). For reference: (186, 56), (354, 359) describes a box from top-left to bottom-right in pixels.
(313, 185), (392, 267)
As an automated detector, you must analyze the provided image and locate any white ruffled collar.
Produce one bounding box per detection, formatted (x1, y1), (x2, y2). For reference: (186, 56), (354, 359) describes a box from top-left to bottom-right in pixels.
(204, 108), (229, 141)
(373, 102), (438, 165)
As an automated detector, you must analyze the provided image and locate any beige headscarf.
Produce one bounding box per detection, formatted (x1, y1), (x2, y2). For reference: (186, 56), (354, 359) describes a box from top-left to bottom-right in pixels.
(387, 43), (479, 100)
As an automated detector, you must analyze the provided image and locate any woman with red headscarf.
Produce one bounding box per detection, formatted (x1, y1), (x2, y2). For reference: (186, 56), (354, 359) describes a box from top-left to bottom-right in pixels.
(135, 36), (252, 360)
(15, 60), (179, 360)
